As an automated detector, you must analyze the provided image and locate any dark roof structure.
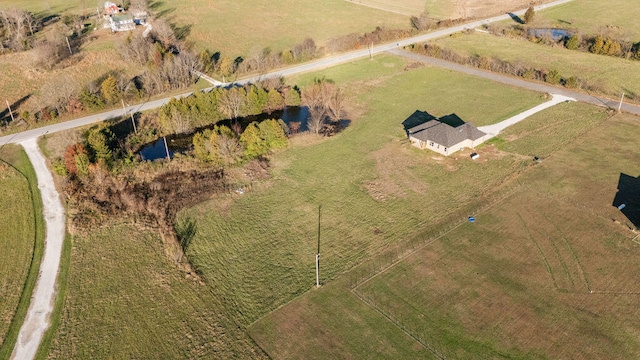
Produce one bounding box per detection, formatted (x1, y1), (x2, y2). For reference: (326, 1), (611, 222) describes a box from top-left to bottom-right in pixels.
(612, 173), (640, 229)
(407, 116), (485, 148)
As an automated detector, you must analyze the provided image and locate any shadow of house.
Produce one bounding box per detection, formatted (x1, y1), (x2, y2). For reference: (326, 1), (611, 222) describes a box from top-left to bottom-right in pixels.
(612, 173), (640, 229)
(404, 111), (488, 156)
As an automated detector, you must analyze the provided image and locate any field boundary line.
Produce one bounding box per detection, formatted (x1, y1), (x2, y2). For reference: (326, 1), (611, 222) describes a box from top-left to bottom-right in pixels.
(351, 289), (445, 359)
(351, 184), (523, 292)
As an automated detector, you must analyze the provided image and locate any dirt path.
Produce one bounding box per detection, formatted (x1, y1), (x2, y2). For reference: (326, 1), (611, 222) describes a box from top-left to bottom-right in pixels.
(478, 94), (576, 136)
(10, 139), (65, 360)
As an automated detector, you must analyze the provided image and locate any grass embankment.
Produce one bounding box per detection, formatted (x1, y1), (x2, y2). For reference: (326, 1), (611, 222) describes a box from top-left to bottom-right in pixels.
(534, 0), (640, 42)
(433, 32), (640, 101)
(153, 0), (410, 54)
(0, 145), (44, 358)
(250, 106), (638, 358)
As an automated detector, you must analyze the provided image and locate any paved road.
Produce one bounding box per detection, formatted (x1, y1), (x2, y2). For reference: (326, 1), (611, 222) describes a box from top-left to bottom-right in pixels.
(389, 49), (640, 116)
(10, 139), (65, 360)
(0, 0), (573, 146)
(478, 94), (576, 136)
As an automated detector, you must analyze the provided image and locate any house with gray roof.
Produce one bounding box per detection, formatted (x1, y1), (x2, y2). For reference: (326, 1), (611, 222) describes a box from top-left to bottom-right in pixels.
(405, 112), (487, 156)
(109, 14), (135, 32)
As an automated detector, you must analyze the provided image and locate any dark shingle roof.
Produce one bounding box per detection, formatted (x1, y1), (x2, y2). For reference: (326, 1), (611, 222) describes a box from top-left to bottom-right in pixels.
(408, 119), (485, 148)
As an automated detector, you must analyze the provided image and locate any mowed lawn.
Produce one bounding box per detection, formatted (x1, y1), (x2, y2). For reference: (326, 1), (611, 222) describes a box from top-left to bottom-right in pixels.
(181, 54), (547, 328)
(433, 32), (640, 100)
(249, 109), (639, 359)
(152, 0), (410, 55)
(0, 146), (39, 352)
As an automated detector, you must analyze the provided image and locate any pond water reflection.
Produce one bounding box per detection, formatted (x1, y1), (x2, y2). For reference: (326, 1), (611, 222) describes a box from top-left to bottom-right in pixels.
(138, 106), (310, 161)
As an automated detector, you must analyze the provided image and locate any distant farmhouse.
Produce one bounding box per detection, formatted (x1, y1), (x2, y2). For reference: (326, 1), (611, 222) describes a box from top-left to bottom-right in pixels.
(109, 14), (135, 32)
(404, 110), (488, 156)
(103, 1), (146, 32)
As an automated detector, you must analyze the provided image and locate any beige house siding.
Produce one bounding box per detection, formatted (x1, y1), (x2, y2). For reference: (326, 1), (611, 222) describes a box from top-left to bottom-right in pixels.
(409, 135), (486, 156)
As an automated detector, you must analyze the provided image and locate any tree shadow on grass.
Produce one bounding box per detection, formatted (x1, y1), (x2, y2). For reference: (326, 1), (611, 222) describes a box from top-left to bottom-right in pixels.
(613, 173), (640, 229)
(508, 13), (524, 24)
(1, 95), (31, 125)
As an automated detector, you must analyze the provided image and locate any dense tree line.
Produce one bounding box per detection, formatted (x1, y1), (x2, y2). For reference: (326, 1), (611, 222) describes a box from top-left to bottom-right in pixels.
(157, 83), (299, 135)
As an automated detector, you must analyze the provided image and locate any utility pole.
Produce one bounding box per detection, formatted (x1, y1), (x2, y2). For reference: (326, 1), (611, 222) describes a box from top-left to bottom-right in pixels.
(5, 99), (15, 123)
(122, 99), (137, 134)
(618, 92), (625, 112)
(163, 136), (171, 161)
(316, 205), (321, 288)
(65, 36), (72, 55)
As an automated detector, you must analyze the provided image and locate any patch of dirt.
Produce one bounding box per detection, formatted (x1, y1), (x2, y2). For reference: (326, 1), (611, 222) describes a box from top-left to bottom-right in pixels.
(363, 142), (431, 201)
(403, 62), (425, 71)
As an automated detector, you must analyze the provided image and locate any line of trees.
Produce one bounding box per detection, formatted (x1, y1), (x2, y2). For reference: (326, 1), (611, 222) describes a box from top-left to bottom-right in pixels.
(157, 83), (300, 135)
(485, 23), (640, 60)
(413, 43), (590, 91)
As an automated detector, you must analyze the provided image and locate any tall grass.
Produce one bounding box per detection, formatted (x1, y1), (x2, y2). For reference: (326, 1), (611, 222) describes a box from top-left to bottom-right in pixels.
(0, 145), (44, 358)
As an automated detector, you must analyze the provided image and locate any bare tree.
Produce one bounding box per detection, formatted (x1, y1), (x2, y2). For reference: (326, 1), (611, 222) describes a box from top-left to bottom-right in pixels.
(150, 18), (177, 51)
(118, 33), (152, 66)
(0, 9), (37, 51)
(219, 87), (246, 120)
(410, 11), (432, 32)
(302, 79), (346, 133)
(302, 82), (327, 134)
(326, 86), (345, 123)
(39, 75), (79, 114)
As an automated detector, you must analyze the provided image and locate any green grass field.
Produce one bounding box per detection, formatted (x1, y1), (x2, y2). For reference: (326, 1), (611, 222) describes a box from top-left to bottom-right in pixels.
(533, 0), (640, 42)
(40, 54), (547, 357)
(45, 223), (266, 359)
(432, 32), (640, 101)
(0, 145), (43, 356)
(182, 55), (547, 327)
(249, 109), (640, 359)
(151, 0), (410, 55)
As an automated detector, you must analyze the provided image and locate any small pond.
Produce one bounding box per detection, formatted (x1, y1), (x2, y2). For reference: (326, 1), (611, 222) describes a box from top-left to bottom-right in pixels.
(138, 106), (311, 161)
(528, 28), (572, 41)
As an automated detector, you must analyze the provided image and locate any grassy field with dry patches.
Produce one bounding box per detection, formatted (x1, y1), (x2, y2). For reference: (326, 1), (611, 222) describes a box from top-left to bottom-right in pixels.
(432, 32), (640, 102)
(151, 0), (410, 55)
(249, 110), (639, 358)
(533, 0), (640, 42)
(0, 145), (43, 357)
(181, 54), (546, 328)
(45, 223), (267, 359)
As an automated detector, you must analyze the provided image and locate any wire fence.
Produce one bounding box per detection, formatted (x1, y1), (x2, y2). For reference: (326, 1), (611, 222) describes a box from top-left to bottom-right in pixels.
(348, 182), (525, 358)
(349, 182), (523, 290)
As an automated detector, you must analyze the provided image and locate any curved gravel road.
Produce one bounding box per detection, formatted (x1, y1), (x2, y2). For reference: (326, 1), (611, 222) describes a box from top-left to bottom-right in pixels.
(10, 139), (65, 360)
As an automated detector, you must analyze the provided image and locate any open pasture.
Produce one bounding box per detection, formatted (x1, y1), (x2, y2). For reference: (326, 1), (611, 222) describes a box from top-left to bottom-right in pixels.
(150, 0), (410, 55)
(182, 54), (548, 328)
(534, 0), (640, 42)
(249, 106), (638, 358)
(433, 31), (640, 101)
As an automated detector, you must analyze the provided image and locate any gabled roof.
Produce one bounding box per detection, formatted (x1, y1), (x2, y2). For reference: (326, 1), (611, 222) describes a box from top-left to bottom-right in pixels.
(408, 118), (485, 148)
